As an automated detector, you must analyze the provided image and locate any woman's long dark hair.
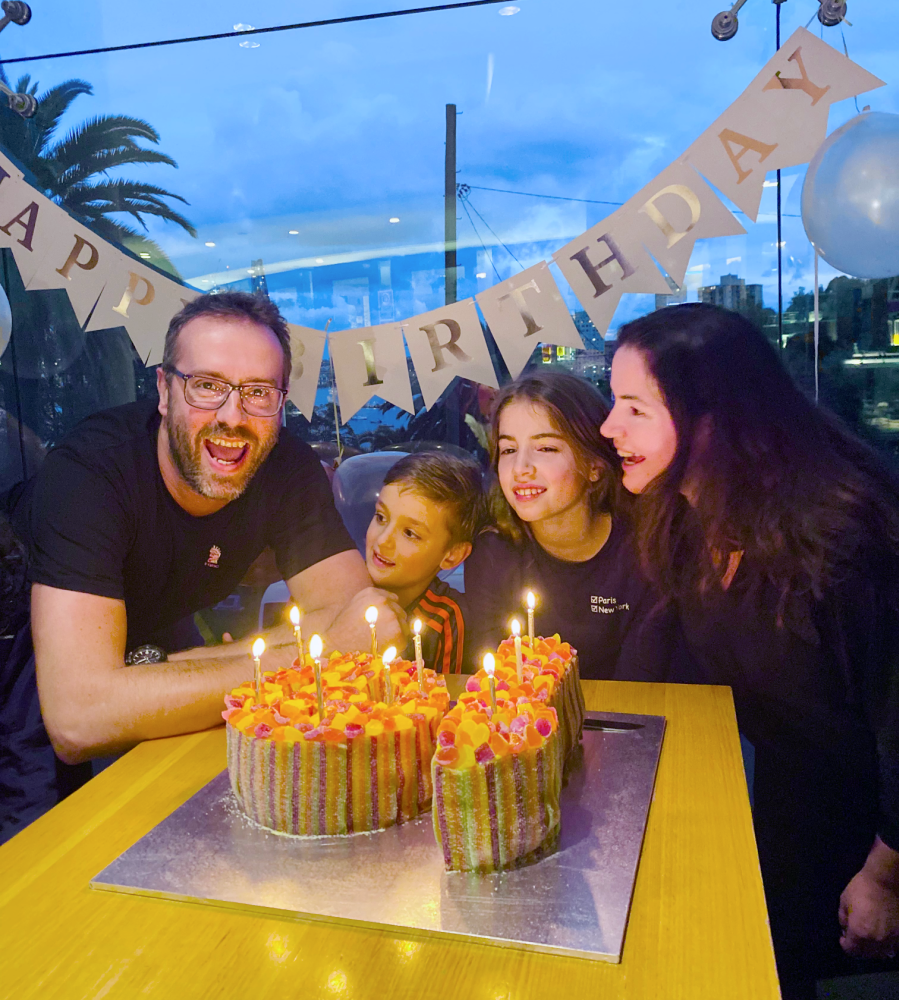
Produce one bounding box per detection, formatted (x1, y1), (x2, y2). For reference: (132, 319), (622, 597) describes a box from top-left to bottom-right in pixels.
(487, 370), (621, 545)
(616, 303), (899, 606)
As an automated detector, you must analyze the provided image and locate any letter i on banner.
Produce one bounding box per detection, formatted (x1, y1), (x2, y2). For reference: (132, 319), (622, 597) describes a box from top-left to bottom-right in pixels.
(553, 214), (669, 338)
(402, 299), (498, 409)
(476, 262), (584, 379)
(286, 323), (327, 420)
(329, 322), (414, 424)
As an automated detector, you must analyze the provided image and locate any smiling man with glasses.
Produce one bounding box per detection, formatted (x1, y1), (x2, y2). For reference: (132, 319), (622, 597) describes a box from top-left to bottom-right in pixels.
(8, 291), (404, 785)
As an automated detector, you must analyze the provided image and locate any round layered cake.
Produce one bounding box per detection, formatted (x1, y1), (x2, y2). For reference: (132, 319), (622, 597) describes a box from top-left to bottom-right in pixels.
(223, 652), (450, 836)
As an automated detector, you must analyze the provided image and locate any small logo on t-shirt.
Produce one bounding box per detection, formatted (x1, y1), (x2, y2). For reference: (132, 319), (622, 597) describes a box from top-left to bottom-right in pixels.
(206, 545), (222, 568)
(590, 595), (629, 614)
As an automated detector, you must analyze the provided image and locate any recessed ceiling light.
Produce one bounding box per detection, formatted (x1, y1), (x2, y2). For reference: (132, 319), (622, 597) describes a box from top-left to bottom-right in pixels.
(476, 272), (487, 278)
(139, 252), (152, 258)
(239, 40), (260, 48)
(288, 230), (298, 235)
(389, 217), (400, 224)
(233, 23), (254, 31)
(205, 241), (216, 247)
(315, 258), (324, 264)
(500, 5), (520, 14)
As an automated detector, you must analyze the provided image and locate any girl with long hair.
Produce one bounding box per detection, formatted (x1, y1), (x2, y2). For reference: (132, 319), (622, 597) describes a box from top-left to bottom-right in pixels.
(464, 369), (684, 680)
(601, 302), (899, 998)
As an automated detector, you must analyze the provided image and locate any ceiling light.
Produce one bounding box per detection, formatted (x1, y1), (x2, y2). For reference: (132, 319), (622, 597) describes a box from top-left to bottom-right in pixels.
(205, 241), (215, 247)
(288, 230), (298, 235)
(239, 40), (259, 48)
(389, 217), (400, 224)
(476, 272), (487, 278)
(139, 252), (152, 258)
(315, 258), (324, 264)
(233, 23), (254, 31)
(500, 6), (520, 14)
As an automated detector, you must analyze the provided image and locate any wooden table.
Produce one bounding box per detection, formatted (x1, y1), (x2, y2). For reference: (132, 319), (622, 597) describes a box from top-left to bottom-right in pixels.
(0, 681), (779, 999)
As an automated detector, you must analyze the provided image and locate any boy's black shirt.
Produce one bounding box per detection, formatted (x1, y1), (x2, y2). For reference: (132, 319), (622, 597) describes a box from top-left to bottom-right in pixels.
(463, 518), (686, 680)
(407, 576), (467, 675)
(11, 399), (354, 651)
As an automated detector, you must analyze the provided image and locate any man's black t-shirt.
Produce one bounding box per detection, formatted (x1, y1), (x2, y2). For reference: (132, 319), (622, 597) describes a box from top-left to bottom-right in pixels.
(12, 399), (355, 650)
(463, 519), (687, 680)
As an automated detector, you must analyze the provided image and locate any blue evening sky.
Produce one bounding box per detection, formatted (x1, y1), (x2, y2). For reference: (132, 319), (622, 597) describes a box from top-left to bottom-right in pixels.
(0, 1), (895, 324)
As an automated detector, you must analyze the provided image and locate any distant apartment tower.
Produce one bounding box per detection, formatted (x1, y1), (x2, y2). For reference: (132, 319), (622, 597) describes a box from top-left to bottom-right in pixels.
(698, 273), (763, 312)
(655, 288), (687, 310)
(572, 310), (603, 350)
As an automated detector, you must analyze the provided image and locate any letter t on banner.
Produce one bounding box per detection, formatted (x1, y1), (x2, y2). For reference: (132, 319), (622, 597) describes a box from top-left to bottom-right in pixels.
(402, 299), (498, 409)
(476, 262), (584, 378)
(329, 322), (414, 424)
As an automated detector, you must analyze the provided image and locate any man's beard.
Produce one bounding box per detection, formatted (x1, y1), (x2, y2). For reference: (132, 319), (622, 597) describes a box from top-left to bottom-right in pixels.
(166, 416), (278, 502)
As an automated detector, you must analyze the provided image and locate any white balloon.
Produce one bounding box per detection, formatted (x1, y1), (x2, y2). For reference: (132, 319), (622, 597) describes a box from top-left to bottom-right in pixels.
(0, 283), (11, 357)
(801, 111), (899, 280)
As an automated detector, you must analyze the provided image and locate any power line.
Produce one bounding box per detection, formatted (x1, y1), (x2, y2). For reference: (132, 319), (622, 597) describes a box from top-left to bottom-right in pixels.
(0, 1), (508, 65)
(463, 193), (525, 269)
(459, 197), (503, 283)
(465, 184), (624, 207)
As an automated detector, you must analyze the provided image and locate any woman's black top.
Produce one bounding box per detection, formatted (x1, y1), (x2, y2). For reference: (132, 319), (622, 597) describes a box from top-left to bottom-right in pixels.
(463, 518), (689, 680)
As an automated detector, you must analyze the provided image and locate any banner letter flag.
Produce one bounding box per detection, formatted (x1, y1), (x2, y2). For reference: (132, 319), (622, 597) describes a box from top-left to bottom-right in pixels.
(628, 159), (746, 288)
(685, 27), (884, 221)
(402, 298), (498, 409)
(86, 257), (199, 365)
(329, 322), (414, 424)
(553, 211), (670, 338)
(0, 180), (69, 288)
(286, 323), (327, 420)
(476, 261), (585, 378)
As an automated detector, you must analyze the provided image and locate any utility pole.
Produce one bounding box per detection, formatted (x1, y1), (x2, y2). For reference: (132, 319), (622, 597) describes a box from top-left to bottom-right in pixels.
(444, 103), (457, 306)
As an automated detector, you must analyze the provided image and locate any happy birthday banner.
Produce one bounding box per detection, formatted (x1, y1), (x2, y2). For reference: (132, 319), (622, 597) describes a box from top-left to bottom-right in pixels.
(0, 28), (884, 423)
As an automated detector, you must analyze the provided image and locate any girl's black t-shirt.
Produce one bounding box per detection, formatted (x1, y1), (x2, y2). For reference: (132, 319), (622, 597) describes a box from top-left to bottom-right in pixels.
(463, 517), (690, 680)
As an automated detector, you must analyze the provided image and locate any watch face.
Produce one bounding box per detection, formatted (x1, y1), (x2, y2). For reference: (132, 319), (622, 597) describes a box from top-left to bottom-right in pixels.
(125, 644), (167, 665)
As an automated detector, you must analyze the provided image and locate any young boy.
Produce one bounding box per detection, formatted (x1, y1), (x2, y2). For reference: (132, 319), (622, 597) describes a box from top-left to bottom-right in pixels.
(365, 452), (484, 674)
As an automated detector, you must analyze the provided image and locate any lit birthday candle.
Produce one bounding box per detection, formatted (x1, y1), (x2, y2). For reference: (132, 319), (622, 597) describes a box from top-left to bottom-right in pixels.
(526, 590), (536, 647)
(413, 618), (424, 693)
(365, 605), (378, 656)
(382, 645), (397, 705)
(252, 637), (265, 699)
(510, 617), (523, 684)
(289, 605), (303, 666)
(483, 652), (497, 715)
(308, 634), (325, 721)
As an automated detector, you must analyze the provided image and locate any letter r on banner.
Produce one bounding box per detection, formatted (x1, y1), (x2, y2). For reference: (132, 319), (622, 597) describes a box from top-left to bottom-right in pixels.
(358, 338), (383, 386)
(113, 272), (155, 317)
(639, 185), (702, 249)
(498, 280), (543, 338)
(420, 319), (473, 372)
(569, 233), (636, 298)
(56, 234), (99, 279)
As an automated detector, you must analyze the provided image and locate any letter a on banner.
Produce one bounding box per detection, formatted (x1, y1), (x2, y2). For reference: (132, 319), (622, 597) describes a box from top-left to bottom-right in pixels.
(402, 299), (498, 409)
(685, 27), (884, 220)
(476, 262), (584, 378)
(286, 323), (327, 420)
(553, 214), (669, 338)
(329, 322), (414, 424)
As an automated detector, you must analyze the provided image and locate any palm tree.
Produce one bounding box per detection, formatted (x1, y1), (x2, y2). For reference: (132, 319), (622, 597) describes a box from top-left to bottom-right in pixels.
(0, 74), (195, 275)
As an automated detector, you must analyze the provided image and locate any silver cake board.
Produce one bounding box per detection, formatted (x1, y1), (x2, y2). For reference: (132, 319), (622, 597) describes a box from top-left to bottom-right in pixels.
(91, 711), (665, 962)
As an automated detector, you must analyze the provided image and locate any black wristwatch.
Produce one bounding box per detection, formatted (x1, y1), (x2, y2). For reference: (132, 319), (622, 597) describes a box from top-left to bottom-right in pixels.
(125, 644), (168, 665)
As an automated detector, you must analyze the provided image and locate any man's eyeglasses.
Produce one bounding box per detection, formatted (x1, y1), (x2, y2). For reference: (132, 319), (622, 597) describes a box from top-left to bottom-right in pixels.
(165, 367), (287, 417)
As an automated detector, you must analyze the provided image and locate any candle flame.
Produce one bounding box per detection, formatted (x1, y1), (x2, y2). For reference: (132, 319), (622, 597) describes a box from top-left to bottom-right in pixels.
(365, 605), (378, 625)
(382, 646), (397, 667)
(510, 617), (521, 637)
(413, 618), (422, 636)
(483, 652), (495, 677)
(309, 634), (323, 659)
(289, 605), (300, 627)
(252, 637), (265, 658)
(526, 591), (536, 610)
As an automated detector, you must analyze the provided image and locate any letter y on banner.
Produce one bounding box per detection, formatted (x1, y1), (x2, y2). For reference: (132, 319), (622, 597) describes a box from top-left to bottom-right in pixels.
(329, 322), (414, 424)
(402, 299), (498, 409)
(476, 261), (584, 378)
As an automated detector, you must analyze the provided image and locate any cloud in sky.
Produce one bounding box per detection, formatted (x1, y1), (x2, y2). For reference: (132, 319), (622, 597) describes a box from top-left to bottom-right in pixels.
(1, 0), (895, 303)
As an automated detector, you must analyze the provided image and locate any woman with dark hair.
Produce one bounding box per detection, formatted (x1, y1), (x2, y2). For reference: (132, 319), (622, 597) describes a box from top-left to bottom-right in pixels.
(463, 369), (684, 680)
(601, 302), (899, 997)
